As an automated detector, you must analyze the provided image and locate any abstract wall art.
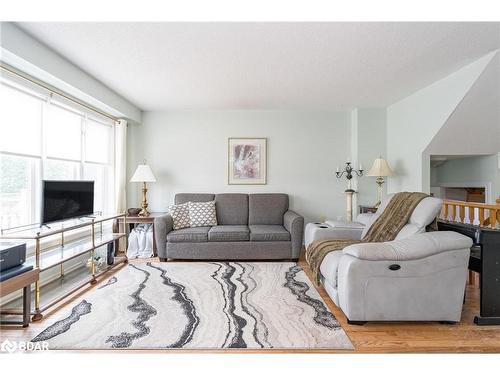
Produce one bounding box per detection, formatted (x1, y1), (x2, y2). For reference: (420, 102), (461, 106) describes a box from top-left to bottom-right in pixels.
(228, 138), (267, 185)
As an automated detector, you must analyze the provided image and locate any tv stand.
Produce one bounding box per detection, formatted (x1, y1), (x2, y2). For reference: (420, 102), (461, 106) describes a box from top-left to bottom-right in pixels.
(0, 213), (127, 322)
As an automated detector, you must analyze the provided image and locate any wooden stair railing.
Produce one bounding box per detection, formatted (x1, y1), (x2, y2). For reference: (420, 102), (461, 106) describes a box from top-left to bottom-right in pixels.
(441, 199), (500, 228)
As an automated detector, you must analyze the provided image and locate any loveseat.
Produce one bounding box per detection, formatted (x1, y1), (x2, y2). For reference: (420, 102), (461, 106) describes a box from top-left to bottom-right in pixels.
(305, 195), (473, 323)
(155, 193), (304, 261)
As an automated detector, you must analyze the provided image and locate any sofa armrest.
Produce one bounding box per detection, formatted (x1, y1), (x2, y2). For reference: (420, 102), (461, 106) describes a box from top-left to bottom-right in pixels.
(154, 214), (173, 250)
(284, 210), (304, 259)
(343, 231), (472, 261)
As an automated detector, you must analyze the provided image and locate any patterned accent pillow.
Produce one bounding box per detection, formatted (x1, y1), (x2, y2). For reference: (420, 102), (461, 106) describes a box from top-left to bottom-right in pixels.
(188, 201), (218, 227)
(168, 203), (191, 230)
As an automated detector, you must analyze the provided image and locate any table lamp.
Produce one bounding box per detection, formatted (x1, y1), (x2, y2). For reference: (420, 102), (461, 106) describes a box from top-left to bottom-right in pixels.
(367, 157), (393, 208)
(130, 161), (156, 216)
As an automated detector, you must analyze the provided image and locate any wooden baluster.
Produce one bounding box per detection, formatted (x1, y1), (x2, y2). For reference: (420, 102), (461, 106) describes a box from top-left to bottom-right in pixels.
(451, 204), (457, 223)
(468, 271), (476, 286)
(489, 209), (498, 228)
(468, 206), (475, 225)
(459, 205), (465, 224)
(443, 204), (449, 221)
(479, 208), (485, 227)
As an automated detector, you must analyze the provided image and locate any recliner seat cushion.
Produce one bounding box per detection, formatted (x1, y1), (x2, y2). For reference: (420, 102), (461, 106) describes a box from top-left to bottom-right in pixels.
(249, 225), (291, 241)
(208, 225), (250, 242)
(319, 250), (343, 288)
(167, 227), (211, 243)
(215, 194), (249, 225)
(249, 193), (289, 225)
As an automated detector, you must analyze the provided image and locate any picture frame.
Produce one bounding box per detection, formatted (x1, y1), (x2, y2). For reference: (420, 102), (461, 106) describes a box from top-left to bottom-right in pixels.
(228, 138), (267, 185)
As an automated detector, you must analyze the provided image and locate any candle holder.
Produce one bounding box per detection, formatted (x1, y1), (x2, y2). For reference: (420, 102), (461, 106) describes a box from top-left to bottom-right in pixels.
(335, 161), (363, 221)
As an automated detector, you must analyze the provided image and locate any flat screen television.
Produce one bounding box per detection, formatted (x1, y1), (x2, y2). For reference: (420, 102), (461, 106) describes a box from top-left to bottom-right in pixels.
(42, 180), (94, 224)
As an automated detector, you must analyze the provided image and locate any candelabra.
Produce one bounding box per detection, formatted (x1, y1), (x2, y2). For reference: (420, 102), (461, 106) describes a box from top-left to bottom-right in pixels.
(335, 160), (363, 221)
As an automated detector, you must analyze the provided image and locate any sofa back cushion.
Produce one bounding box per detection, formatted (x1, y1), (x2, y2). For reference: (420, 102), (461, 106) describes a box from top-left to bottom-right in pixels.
(361, 194), (443, 239)
(248, 193), (289, 225)
(215, 193), (249, 225)
(175, 193), (215, 205)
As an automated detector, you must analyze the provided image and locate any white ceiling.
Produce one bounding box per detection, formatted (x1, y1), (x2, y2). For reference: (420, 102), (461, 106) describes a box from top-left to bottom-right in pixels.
(17, 22), (500, 111)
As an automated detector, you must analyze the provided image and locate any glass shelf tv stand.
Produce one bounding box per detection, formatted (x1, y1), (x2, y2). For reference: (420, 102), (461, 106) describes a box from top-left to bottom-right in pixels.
(0, 213), (127, 321)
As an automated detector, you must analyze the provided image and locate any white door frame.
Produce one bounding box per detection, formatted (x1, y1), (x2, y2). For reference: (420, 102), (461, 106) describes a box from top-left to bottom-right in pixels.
(437, 181), (493, 204)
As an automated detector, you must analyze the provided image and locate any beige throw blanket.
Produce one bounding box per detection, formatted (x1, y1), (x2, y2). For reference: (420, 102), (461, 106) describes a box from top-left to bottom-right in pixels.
(306, 192), (428, 285)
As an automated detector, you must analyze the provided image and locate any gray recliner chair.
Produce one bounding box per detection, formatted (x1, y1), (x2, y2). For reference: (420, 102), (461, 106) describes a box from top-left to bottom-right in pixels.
(314, 195), (473, 324)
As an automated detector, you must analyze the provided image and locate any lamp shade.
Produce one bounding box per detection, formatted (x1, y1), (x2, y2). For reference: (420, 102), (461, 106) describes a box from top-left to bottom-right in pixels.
(367, 158), (393, 177)
(130, 164), (156, 182)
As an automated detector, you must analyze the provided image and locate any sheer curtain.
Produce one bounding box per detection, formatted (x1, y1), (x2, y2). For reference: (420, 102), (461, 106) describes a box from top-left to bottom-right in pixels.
(115, 119), (127, 214)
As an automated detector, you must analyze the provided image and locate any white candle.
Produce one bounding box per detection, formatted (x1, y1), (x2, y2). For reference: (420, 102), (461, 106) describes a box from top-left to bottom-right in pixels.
(336, 166), (340, 173)
(346, 157), (351, 163)
(359, 163), (363, 170)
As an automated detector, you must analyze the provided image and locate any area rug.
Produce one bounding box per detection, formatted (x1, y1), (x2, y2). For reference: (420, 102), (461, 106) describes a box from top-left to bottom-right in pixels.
(32, 262), (353, 349)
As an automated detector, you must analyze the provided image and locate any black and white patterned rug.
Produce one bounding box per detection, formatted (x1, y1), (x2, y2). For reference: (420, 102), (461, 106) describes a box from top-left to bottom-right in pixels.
(32, 262), (353, 349)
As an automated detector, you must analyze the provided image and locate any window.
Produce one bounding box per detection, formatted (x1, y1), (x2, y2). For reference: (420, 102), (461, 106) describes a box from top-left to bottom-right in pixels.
(45, 104), (82, 161)
(0, 84), (42, 155)
(0, 155), (40, 229)
(0, 78), (115, 229)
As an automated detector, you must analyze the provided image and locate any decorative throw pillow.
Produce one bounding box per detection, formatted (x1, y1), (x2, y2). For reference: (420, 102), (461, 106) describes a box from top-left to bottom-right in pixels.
(168, 203), (191, 230)
(188, 201), (217, 227)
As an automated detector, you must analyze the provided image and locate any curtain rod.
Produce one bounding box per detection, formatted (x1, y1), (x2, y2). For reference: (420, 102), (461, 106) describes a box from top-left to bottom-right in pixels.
(0, 63), (119, 122)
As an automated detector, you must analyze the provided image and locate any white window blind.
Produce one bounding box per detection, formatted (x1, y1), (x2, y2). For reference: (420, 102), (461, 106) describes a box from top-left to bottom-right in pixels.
(0, 76), (116, 229)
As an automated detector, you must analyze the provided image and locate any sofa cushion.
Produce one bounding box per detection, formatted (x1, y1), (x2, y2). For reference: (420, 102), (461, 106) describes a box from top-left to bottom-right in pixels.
(167, 227), (211, 243)
(407, 196), (443, 228)
(175, 193), (215, 205)
(208, 225), (250, 242)
(168, 203), (191, 230)
(249, 225), (291, 241)
(320, 250), (343, 288)
(248, 193), (289, 225)
(215, 193), (249, 225)
(188, 201), (218, 227)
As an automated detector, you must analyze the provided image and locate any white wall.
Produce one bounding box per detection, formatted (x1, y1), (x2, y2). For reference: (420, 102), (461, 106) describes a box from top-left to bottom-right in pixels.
(0, 22), (141, 123)
(431, 155), (500, 203)
(353, 108), (387, 206)
(127, 110), (359, 223)
(386, 51), (496, 193)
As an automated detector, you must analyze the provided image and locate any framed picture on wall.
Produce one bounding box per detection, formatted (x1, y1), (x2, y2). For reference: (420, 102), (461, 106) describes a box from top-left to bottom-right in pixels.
(228, 138), (267, 185)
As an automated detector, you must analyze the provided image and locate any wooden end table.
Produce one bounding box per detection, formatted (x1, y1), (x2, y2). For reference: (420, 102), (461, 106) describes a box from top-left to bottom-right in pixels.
(0, 268), (39, 327)
(359, 205), (378, 214)
(114, 212), (167, 256)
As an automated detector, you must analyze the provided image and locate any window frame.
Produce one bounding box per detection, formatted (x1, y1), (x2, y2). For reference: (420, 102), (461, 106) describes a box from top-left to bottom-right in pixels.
(0, 76), (116, 230)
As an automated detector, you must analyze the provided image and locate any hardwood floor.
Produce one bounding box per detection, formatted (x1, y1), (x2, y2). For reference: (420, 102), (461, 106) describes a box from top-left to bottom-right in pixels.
(1, 254), (499, 353)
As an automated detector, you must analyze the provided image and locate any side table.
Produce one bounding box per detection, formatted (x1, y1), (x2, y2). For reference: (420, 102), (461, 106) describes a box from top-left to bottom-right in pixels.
(0, 268), (39, 327)
(113, 213), (167, 256)
(359, 205), (378, 214)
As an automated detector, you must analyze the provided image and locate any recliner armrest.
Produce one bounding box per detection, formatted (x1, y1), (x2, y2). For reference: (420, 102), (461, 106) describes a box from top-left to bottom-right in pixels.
(343, 231), (472, 261)
(284, 210), (304, 259)
(154, 214), (174, 249)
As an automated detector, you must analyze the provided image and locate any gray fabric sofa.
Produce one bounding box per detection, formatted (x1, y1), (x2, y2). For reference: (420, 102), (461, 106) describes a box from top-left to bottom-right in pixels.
(154, 193), (304, 261)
